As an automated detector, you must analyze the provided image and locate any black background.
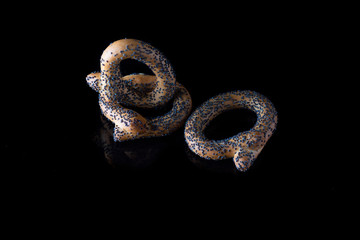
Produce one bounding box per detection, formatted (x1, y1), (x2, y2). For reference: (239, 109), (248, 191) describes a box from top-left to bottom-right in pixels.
(2, 4), (345, 222)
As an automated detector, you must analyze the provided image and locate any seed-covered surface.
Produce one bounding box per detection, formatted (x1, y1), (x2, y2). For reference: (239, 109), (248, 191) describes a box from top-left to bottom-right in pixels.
(86, 39), (192, 142)
(184, 90), (277, 172)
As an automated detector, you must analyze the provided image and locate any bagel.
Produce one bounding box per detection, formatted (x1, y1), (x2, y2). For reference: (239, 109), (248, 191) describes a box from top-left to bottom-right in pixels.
(99, 38), (176, 108)
(86, 39), (192, 142)
(184, 90), (277, 172)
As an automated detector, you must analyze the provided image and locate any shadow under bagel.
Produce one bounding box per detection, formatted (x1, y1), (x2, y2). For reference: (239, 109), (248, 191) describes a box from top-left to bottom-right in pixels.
(93, 114), (170, 170)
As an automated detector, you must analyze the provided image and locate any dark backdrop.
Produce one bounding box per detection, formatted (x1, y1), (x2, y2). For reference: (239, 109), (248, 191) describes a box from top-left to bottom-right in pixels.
(2, 6), (342, 218)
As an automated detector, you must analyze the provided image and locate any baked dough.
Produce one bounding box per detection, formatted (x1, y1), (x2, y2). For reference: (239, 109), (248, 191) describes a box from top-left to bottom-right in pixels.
(86, 39), (192, 141)
(185, 90), (277, 172)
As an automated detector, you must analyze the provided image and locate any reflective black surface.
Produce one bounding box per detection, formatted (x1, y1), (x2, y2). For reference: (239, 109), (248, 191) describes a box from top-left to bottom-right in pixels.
(3, 13), (342, 215)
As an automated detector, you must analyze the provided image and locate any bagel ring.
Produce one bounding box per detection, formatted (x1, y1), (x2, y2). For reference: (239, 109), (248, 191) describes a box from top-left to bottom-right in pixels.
(184, 90), (277, 172)
(92, 38), (176, 108)
(86, 39), (192, 142)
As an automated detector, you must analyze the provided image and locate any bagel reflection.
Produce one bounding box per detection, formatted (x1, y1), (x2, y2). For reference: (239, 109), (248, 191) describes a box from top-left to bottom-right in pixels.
(184, 143), (238, 174)
(94, 114), (168, 169)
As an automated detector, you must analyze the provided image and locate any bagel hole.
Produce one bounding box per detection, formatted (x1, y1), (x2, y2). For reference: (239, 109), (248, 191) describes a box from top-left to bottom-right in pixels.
(120, 59), (155, 76)
(204, 108), (257, 140)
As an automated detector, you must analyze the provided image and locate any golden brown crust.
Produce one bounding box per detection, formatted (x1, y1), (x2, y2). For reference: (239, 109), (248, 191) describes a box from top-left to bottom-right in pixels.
(99, 39), (176, 108)
(184, 90), (277, 172)
(86, 39), (191, 142)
